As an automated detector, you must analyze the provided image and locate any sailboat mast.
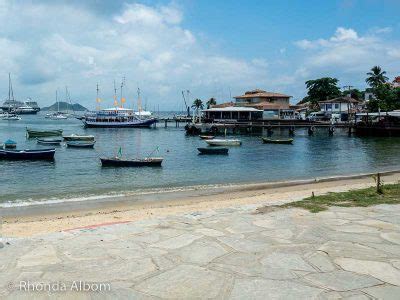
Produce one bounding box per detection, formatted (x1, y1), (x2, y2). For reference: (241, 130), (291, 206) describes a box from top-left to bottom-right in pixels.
(113, 80), (117, 107)
(137, 88), (142, 116)
(96, 83), (100, 111)
(56, 90), (59, 113)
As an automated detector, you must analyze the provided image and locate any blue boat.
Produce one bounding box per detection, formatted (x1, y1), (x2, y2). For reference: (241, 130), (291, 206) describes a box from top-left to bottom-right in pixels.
(4, 139), (16, 149)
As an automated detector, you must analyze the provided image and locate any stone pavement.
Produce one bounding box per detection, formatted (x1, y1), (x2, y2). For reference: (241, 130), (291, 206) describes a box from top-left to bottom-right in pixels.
(1, 204), (400, 299)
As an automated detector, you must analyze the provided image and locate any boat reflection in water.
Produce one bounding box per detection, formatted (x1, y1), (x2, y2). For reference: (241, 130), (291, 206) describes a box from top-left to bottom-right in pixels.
(83, 107), (157, 128)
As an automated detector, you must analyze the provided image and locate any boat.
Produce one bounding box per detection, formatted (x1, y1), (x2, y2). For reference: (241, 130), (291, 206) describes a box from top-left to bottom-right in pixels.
(261, 138), (294, 144)
(13, 102), (38, 115)
(2, 113), (21, 120)
(63, 134), (95, 141)
(197, 147), (228, 155)
(26, 128), (63, 138)
(37, 138), (63, 145)
(1, 74), (25, 115)
(0, 148), (55, 160)
(66, 141), (96, 148)
(199, 135), (215, 140)
(49, 90), (68, 120)
(83, 84), (157, 128)
(205, 139), (242, 146)
(4, 139), (17, 149)
(83, 107), (157, 128)
(100, 156), (163, 167)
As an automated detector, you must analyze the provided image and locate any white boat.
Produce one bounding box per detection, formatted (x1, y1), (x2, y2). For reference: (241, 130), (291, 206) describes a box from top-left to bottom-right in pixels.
(49, 90), (68, 120)
(205, 139), (242, 146)
(2, 113), (21, 120)
(50, 113), (68, 120)
(84, 107), (157, 128)
(134, 110), (152, 117)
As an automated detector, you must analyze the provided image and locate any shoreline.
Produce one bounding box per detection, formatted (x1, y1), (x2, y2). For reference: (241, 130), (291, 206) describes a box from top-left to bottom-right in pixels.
(3, 170), (400, 237)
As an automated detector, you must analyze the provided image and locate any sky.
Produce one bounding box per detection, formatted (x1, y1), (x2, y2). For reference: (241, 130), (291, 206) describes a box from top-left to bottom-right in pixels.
(1, 0), (400, 110)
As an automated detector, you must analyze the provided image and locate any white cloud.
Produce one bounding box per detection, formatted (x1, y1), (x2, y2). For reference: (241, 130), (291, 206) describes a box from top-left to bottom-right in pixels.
(0, 1), (269, 109)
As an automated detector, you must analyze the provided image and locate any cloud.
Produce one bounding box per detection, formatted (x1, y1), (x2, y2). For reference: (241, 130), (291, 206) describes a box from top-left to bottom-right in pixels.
(294, 27), (400, 76)
(0, 1), (269, 108)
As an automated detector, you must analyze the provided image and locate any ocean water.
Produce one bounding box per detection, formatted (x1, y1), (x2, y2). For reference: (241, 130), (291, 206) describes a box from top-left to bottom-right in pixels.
(1, 113), (400, 206)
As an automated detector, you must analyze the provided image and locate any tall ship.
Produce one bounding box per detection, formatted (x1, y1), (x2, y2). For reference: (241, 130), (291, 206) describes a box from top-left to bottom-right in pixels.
(83, 107), (157, 128)
(83, 82), (157, 128)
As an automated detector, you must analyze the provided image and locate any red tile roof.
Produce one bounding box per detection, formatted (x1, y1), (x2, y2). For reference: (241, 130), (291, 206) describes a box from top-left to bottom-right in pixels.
(235, 89), (291, 99)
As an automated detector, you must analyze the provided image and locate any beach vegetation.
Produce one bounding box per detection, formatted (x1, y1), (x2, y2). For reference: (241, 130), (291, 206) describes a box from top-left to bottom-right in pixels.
(257, 182), (400, 214)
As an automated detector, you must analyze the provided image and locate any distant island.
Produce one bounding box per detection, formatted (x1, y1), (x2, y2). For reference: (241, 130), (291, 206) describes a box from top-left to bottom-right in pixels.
(42, 101), (89, 112)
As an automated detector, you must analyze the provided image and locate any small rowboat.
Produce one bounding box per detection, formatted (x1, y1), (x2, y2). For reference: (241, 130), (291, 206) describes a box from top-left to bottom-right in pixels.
(198, 147), (228, 155)
(63, 134), (95, 141)
(199, 135), (215, 140)
(100, 157), (163, 167)
(66, 141), (96, 148)
(4, 139), (17, 149)
(205, 139), (242, 146)
(37, 138), (63, 145)
(0, 148), (55, 160)
(261, 138), (293, 144)
(26, 128), (63, 138)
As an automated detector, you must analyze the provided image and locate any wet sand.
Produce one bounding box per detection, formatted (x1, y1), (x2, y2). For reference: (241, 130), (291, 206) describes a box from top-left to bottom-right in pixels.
(2, 170), (400, 237)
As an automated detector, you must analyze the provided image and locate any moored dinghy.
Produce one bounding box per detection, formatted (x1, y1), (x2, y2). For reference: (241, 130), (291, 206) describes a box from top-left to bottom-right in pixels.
(26, 128), (63, 138)
(100, 157), (163, 167)
(0, 148), (55, 160)
(205, 139), (242, 146)
(199, 135), (215, 140)
(37, 138), (63, 145)
(63, 134), (95, 141)
(261, 138), (293, 144)
(4, 139), (17, 149)
(66, 141), (96, 148)
(197, 147), (228, 155)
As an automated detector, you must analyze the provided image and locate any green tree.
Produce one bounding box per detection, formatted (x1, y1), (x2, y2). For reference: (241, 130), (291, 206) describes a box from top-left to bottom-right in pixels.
(366, 66), (389, 88)
(302, 77), (341, 107)
(206, 97), (217, 109)
(367, 85), (400, 112)
(191, 99), (204, 110)
(342, 88), (362, 101)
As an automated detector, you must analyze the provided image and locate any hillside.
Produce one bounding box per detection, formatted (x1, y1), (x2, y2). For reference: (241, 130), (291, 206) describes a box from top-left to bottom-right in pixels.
(42, 102), (88, 111)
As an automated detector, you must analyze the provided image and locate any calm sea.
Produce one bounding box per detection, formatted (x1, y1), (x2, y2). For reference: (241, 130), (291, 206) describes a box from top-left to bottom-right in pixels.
(1, 113), (400, 206)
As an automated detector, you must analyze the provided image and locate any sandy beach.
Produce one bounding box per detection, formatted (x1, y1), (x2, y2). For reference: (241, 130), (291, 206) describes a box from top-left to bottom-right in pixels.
(3, 170), (400, 237)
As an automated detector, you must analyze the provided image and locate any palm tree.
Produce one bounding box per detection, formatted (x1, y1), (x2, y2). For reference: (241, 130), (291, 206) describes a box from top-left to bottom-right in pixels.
(191, 99), (204, 122)
(206, 97), (217, 109)
(191, 99), (204, 110)
(366, 66), (389, 88)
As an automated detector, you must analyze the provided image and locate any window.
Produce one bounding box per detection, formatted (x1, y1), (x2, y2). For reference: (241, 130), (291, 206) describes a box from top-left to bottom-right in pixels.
(335, 104), (339, 110)
(326, 104), (332, 110)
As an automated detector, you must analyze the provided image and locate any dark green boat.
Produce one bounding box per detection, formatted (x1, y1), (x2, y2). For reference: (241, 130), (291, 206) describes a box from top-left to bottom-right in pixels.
(26, 128), (63, 138)
(261, 138), (293, 144)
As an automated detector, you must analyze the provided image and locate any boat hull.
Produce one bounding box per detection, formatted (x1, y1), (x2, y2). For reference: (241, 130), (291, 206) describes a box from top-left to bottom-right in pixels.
(197, 147), (228, 155)
(37, 138), (63, 145)
(199, 135), (215, 140)
(262, 138), (293, 144)
(100, 157), (163, 167)
(84, 118), (157, 128)
(354, 126), (400, 137)
(27, 129), (63, 138)
(205, 139), (242, 146)
(63, 135), (95, 141)
(0, 148), (55, 160)
(66, 141), (95, 148)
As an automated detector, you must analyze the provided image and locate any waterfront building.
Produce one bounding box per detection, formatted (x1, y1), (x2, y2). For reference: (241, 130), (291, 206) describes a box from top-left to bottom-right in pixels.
(318, 96), (360, 122)
(392, 76), (400, 88)
(234, 89), (293, 119)
(208, 89), (294, 120)
(202, 106), (263, 122)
